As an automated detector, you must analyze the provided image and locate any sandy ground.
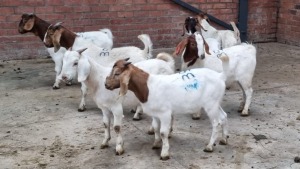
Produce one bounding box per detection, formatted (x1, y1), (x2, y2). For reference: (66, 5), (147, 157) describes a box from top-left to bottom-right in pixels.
(0, 42), (300, 169)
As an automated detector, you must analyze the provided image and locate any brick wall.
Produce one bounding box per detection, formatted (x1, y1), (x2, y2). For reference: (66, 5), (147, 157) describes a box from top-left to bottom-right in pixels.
(277, 0), (300, 46)
(0, 0), (239, 60)
(0, 0), (299, 60)
(248, 0), (279, 42)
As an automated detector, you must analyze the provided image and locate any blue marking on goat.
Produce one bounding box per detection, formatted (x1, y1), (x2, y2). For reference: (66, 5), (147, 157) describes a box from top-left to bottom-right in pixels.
(184, 79), (200, 91)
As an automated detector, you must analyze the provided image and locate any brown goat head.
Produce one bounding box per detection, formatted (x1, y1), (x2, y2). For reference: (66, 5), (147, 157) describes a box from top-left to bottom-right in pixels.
(175, 35), (201, 66)
(18, 13), (36, 34)
(105, 58), (131, 96)
(44, 22), (64, 52)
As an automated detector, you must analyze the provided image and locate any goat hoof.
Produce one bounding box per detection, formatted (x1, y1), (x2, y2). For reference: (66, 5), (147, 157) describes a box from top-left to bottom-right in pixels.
(192, 113), (201, 120)
(78, 107), (86, 112)
(65, 83), (72, 86)
(160, 155), (170, 161)
(132, 117), (141, 121)
(152, 145), (161, 149)
(147, 130), (154, 135)
(219, 139), (227, 145)
(241, 111), (249, 116)
(115, 147), (124, 156)
(100, 144), (109, 149)
(203, 147), (213, 152)
(192, 116), (200, 120)
(53, 86), (60, 90)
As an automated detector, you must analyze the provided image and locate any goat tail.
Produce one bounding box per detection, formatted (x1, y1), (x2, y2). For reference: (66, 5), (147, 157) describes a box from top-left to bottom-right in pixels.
(219, 54), (229, 81)
(138, 34), (153, 59)
(99, 28), (114, 40)
(230, 22), (241, 43)
(156, 52), (175, 72)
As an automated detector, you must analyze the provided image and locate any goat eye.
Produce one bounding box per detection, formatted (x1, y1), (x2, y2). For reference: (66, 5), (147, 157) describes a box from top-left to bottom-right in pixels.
(73, 62), (78, 66)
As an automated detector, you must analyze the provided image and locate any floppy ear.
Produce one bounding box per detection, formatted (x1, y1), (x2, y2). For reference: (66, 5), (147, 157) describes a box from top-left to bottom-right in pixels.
(23, 16), (35, 31)
(53, 28), (63, 53)
(203, 38), (211, 55)
(181, 23), (186, 36)
(174, 38), (188, 56)
(119, 71), (130, 97)
(77, 57), (91, 82)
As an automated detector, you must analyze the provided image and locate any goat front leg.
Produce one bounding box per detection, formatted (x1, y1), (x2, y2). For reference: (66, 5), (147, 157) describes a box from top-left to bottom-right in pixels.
(192, 108), (205, 120)
(111, 104), (125, 155)
(100, 108), (111, 149)
(52, 57), (63, 89)
(78, 82), (88, 112)
(159, 113), (172, 160)
(219, 107), (229, 145)
(132, 105), (143, 121)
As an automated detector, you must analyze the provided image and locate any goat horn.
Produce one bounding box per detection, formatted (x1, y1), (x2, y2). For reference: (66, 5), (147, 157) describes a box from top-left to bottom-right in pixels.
(53, 22), (63, 28)
(181, 23), (186, 36)
(77, 48), (88, 55)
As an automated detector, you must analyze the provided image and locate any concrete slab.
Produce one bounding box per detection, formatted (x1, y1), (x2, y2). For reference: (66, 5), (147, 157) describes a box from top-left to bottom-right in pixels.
(0, 43), (299, 169)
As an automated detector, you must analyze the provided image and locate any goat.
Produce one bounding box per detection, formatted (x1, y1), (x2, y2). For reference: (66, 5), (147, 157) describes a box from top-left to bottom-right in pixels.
(43, 22), (114, 53)
(176, 32), (256, 116)
(181, 16), (207, 36)
(192, 13), (241, 49)
(72, 49), (175, 155)
(18, 13), (113, 89)
(55, 29), (153, 112)
(105, 57), (229, 160)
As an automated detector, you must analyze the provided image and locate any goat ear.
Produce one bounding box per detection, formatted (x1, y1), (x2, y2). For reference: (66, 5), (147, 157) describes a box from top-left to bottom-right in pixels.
(119, 71), (130, 97)
(174, 38), (188, 56)
(77, 58), (90, 82)
(77, 48), (87, 55)
(53, 28), (63, 53)
(23, 16), (35, 31)
(203, 39), (211, 55)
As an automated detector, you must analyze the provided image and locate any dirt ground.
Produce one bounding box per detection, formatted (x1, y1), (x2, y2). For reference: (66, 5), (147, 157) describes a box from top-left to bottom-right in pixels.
(0, 42), (300, 169)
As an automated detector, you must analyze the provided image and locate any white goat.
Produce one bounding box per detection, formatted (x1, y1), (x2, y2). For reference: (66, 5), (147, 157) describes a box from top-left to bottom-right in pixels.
(105, 57), (229, 160)
(18, 14), (113, 89)
(197, 14), (241, 49)
(57, 34), (153, 112)
(73, 49), (175, 155)
(193, 32), (257, 116)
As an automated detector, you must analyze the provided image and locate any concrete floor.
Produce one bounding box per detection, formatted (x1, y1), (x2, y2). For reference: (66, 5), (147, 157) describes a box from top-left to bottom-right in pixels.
(0, 42), (300, 169)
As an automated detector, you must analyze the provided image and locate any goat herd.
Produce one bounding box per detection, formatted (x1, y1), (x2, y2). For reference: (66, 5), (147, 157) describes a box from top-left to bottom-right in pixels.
(18, 13), (256, 160)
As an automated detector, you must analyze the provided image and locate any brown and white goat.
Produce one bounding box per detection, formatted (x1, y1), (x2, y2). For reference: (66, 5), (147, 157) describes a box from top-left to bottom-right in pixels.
(105, 58), (229, 160)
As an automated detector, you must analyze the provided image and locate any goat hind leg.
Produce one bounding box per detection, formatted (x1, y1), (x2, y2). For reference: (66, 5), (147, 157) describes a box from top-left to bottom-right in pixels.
(100, 108), (111, 149)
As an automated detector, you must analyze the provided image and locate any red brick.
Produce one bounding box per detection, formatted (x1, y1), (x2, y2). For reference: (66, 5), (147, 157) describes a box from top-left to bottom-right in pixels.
(35, 6), (54, 14)
(45, 0), (64, 6)
(117, 11), (133, 18)
(55, 6), (73, 13)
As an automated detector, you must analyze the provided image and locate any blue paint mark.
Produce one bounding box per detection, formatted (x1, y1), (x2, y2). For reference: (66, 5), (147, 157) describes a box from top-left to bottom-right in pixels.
(99, 48), (110, 57)
(184, 79), (200, 91)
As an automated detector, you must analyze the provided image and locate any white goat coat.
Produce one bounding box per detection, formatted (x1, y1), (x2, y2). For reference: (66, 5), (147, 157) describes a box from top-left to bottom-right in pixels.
(141, 68), (226, 116)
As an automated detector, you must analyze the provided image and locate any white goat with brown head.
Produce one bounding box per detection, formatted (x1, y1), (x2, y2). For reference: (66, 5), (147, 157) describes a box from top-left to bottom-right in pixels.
(105, 57), (229, 160)
(184, 13), (241, 49)
(72, 49), (175, 155)
(177, 32), (256, 116)
(18, 14), (113, 89)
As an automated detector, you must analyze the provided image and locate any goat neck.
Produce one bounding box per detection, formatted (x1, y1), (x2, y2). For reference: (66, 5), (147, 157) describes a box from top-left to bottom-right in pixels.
(59, 27), (77, 49)
(31, 16), (51, 41)
(85, 58), (110, 94)
(127, 65), (149, 103)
